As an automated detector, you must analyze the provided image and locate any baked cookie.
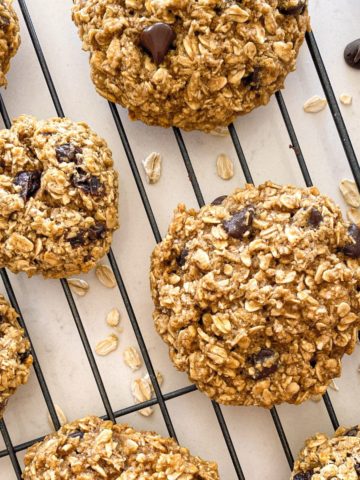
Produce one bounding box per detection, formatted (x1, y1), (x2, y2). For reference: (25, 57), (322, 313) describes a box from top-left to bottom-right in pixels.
(23, 415), (220, 479)
(150, 182), (360, 408)
(0, 115), (119, 278)
(0, 0), (20, 87)
(72, 0), (309, 132)
(292, 425), (360, 480)
(0, 294), (32, 417)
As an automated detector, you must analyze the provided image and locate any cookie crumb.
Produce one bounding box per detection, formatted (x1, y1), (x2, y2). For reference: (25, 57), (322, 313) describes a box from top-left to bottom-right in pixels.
(303, 95), (327, 113)
(142, 152), (162, 184)
(339, 93), (353, 105)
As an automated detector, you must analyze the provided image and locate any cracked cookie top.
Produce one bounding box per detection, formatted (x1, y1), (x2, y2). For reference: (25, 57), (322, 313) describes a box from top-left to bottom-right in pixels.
(0, 0), (20, 87)
(72, 0), (309, 131)
(0, 294), (32, 417)
(292, 426), (360, 480)
(0, 115), (119, 278)
(23, 416), (220, 479)
(150, 182), (360, 407)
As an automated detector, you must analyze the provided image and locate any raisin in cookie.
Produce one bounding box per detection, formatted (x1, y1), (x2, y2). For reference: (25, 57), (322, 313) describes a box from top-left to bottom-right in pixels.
(292, 425), (360, 480)
(23, 415), (220, 479)
(0, 115), (119, 278)
(150, 182), (360, 408)
(0, 294), (32, 417)
(0, 0), (20, 87)
(72, 0), (309, 132)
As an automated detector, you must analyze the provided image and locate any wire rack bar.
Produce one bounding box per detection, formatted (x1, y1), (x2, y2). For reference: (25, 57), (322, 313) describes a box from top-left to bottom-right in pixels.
(0, 420), (22, 479)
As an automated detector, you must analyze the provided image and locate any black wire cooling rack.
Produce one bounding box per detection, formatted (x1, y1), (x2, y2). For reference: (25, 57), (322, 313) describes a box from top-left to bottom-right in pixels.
(0, 1), (359, 478)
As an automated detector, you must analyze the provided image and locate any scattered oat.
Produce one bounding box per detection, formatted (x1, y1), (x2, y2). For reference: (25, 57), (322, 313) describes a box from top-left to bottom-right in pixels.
(347, 207), (360, 226)
(95, 334), (119, 356)
(303, 95), (327, 113)
(339, 179), (360, 208)
(310, 395), (322, 403)
(131, 376), (153, 416)
(123, 346), (142, 371)
(143, 371), (164, 393)
(95, 264), (116, 289)
(68, 278), (89, 297)
(142, 152), (162, 184)
(47, 404), (67, 430)
(329, 379), (339, 392)
(106, 308), (120, 327)
(339, 93), (352, 106)
(209, 126), (229, 137)
(216, 153), (234, 180)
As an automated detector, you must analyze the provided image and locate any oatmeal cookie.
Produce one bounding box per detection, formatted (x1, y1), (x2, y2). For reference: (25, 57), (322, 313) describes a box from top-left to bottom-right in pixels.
(0, 115), (119, 278)
(72, 0), (309, 132)
(0, 0), (20, 87)
(0, 294), (32, 417)
(150, 182), (360, 407)
(23, 415), (220, 479)
(292, 425), (360, 480)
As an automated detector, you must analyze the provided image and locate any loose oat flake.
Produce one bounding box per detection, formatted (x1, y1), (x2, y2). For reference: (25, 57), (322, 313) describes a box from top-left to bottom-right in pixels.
(47, 404), (67, 430)
(95, 334), (119, 356)
(303, 95), (327, 113)
(68, 278), (89, 297)
(106, 308), (120, 327)
(95, 264), (116, 288)
(123, 346), (142, 371)
(131, 377), (154, 416)
(142, 152), (162, 184)
(339, 93), (352, 105)
(216, 153), (234, 180)
(339, 179), (360, 208)
(329, 379), (339, 392)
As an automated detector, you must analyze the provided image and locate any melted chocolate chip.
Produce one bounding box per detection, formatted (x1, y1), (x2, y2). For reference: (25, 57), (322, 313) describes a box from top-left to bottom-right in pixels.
(68, 223), (107, 248)
(68, 230), (86, 248)
(14, 171), (42, 201)
(249, 348), (278, 380)
(211, 195), (227, 206)
(68, 430), (84, 439)
(278, 0), (306, 15)
(344, 39), (360, 70)
(310, 355), (317, 368)
(344, 426), (359, 437)
(342, 224), (360, 258)
(18, 350), (31, 363)
(308, 208), (323, 228)
(293, 472), (313, 480)
(177, 248), (189, 267)
(223, 206), (255, 239)
(243, 67), (261, 89)
(71, 168), (103, 196)
(88, 222), (107, 241)
(140, 23), (176, 64)
(55, 143), (82, 164)
(0, 16), (10, 28)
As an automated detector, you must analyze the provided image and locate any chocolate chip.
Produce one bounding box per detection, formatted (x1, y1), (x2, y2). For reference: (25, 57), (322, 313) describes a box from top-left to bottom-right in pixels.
(71, 168), (103, 196)
(14, 171), (42, 201)
(211, 195), (227, 206)
(0, 16), (10, 28)
(278, 0), (306, 15)
(19, 350), (31, 363)
(140, 23), (176, 64)
(344, 39), (360, 69)
(88, 222), (106, 241)
(68, 430), (84, 439)
(223, 206), (255, 239)
(355, 463), (360, 476)
(55, 143), (82, 164)
(68, 230), (86, 248)
(344, 426), (359, 437)
(249, 348), (278, 380)
(177, 248), (189, 267)
(243, 67), (261, 89)
(293, 472), (313, 480)
(310, 355), (317, 368)
(308, 208), (323, 228)
(343, 224), (360, 258)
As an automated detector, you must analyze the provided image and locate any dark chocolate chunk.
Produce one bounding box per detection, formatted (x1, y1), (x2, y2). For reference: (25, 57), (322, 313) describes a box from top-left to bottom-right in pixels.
(223, 206), (255, 239)
(344, 39), (360, 70)
(177, 248), (189, 267)
(249, 348), (278, 380)
(68, 430), (84, 439)
(140, 23), (176, 64)
(14, 171), (42, 201)
(342, 224), (360, 258)
(72, 168), (103, 196)
(68, 230), (86, 248)
(18, 350), (31, 363)
(243, 67), (261, 89)
(344, 426), (359, 437)
(211, 195), (227, 206)
(293, 472), (313, 480)
(308, 208), (323, 228)
(278, 0), (306, 15)
(88, 222), (107, 241)
(55, 143), (82, 164)
(310, 355), (317, 368)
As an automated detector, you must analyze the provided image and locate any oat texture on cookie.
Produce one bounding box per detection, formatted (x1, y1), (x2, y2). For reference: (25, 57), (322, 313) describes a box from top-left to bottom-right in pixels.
(72, 0), (309, 131)
(0, 294), (32, 417)
(150, 182), (360, 408)
(23, 416), (220, 479)
(291, 425), (360, 479)
(0, 115), (119, 278)
(0, 0), (20, 87)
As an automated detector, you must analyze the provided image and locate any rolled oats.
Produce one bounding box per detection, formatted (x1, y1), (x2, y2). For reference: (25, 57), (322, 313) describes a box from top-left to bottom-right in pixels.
(106, 307), (121, 327)
(347, 207), (360, 226)
(95, 264), (116, 288)
(95, 334), (119, 356)
(340, 179), (360, 208)
(339, 93), (352, 105)
(142, 152), (162, 184)
(303, 95), (328, 113)
(68, 278), (89, 297)
(216, 153), (234, 180)
(123, 346), (142, 371)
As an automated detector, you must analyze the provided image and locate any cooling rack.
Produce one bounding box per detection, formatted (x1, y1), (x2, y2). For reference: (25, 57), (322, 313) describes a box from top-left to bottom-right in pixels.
(0, 1), (359, 479)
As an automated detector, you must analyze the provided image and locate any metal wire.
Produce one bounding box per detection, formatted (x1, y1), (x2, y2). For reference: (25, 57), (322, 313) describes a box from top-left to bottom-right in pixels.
(0, 1), (357, 476)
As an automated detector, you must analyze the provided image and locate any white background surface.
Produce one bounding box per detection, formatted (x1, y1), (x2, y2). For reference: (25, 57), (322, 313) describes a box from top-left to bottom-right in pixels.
(0, 1), (360, 479)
